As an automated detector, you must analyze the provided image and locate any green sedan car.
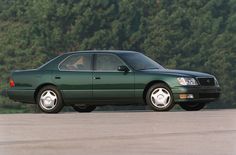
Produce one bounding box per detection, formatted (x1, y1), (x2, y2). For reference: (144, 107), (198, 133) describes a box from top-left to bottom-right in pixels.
(5, 50), (221, 113)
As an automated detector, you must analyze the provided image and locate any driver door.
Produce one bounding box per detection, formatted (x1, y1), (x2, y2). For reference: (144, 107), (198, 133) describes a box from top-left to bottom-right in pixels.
(92, 53), (135, 101)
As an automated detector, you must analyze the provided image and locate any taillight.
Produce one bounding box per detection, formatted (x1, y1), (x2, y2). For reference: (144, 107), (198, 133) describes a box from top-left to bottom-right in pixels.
(9, 79), (15, 87)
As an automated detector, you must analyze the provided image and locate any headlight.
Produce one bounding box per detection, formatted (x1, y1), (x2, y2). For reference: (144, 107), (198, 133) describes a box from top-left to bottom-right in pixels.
(214, 77), (220, 86)
(177, 77), (198, 86)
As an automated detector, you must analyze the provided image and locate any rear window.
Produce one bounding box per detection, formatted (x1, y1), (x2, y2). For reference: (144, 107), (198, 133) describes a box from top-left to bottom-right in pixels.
(59, 54), (92, 71)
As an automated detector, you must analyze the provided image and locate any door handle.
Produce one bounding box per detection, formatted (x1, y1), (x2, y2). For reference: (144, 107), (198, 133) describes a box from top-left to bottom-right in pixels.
(94, 77), (101, 80)
(55, 76), (61, 79)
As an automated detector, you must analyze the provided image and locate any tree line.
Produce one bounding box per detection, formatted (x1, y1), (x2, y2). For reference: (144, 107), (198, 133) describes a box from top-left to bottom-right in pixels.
(0, 0), (235, 112)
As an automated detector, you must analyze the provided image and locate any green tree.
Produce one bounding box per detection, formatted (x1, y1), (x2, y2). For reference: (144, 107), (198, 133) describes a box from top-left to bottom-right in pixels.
(0, 0), (235, 112)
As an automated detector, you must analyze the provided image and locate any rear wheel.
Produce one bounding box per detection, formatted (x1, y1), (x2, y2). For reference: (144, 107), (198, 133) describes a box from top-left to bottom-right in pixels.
(179, 103), (205, 111)
(72, 104), (96, 113)
(146, 83), (175, 111)
(36, 86), (64, 113)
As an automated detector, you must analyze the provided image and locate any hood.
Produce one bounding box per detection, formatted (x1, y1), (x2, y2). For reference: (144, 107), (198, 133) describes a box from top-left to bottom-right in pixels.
(141, 69), (214, 78)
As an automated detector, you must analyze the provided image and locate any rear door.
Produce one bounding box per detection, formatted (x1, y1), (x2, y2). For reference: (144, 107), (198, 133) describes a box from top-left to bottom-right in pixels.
(54, 53), (93, 103)
(93, 53), (135, 101)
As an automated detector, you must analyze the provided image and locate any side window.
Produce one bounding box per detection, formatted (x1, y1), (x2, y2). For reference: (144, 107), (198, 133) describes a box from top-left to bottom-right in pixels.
(95, 54), (124, 71)
(59, 54), (92, 71)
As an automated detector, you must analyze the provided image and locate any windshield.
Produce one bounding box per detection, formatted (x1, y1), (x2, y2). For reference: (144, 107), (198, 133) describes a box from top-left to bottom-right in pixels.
(120, 53), (164, 70)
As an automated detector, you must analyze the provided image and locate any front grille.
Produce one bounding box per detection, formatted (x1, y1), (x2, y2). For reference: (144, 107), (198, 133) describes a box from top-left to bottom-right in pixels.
(199, 93), (220, 99)
(197, 78), (215, 86)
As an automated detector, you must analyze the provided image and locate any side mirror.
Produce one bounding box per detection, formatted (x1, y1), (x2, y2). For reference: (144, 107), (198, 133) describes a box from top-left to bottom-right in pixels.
(117, 65), (129, 72)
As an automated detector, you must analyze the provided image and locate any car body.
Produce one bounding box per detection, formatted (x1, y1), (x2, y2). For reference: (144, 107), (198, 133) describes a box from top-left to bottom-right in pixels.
(5, 50), (221, 113)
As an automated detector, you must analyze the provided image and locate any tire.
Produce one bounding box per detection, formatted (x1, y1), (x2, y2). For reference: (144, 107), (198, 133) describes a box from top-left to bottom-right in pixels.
(72, 104), (96, 113)
(146, 83), (175, 111)
(179, 103), (205, 111)
(36, 85), (64, 113)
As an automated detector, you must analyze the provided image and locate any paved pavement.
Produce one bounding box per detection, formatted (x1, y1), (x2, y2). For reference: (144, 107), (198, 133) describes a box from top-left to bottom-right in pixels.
(1, 110), (236, 155)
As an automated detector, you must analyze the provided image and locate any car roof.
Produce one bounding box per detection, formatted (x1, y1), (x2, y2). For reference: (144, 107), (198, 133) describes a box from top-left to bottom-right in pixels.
(64, 50), (139, 55)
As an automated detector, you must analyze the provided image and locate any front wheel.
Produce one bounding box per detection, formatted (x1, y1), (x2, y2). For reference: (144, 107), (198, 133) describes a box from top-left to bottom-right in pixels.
(179, 103), (205, 111)
(72, 105), (96, 113)
(146, 83), (175, 111)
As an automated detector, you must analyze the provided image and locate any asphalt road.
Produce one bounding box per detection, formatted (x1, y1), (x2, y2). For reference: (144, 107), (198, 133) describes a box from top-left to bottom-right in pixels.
(1, 110), (236, 155)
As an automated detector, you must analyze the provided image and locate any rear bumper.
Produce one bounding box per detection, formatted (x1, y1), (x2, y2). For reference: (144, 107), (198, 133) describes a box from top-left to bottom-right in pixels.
(2, 88), (35, 104)
(1, 89), (8, 97)
(172, 86), (221, 103)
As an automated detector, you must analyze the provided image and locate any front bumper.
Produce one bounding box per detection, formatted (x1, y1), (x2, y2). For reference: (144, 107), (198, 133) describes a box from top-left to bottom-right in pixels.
(172, 86), (221, 103)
